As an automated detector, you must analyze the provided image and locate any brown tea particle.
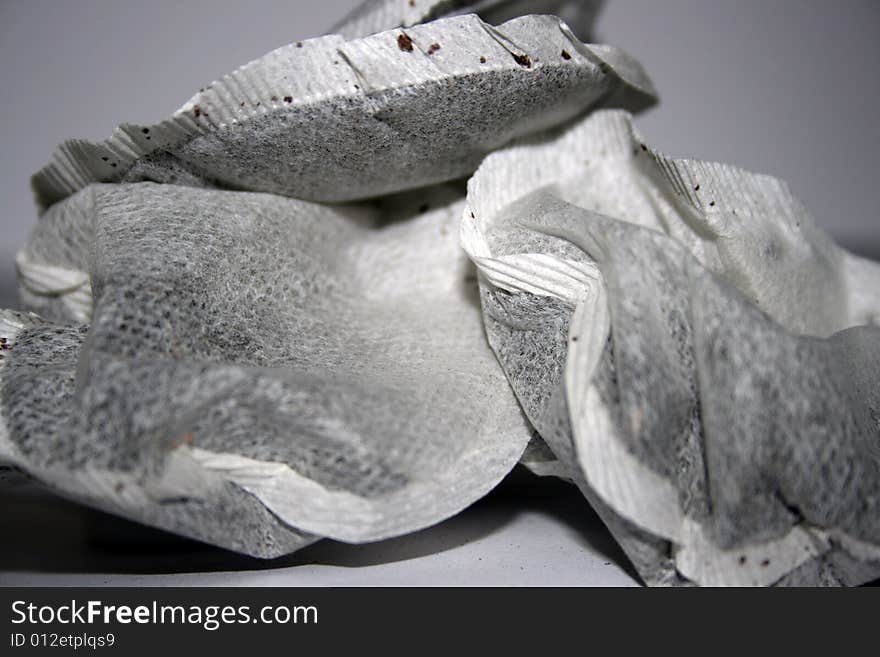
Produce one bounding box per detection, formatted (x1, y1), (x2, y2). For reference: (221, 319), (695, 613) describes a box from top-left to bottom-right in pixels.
(283, 95), (293, 103)
(513, 53), (532, 68)
(427, 43), (441, 55)
(561, 49), (571, 60)
(398, 33), (414, 52)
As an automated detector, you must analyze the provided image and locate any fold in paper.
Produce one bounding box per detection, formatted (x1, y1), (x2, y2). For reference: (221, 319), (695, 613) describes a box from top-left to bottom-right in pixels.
(32, 14), (655, 213)
(3, 182), (530, 557)
(462, 110), (880, 585)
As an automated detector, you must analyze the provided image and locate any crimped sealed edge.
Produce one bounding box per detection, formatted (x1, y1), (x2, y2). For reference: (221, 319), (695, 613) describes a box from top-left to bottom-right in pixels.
(32, 14), (656, 213)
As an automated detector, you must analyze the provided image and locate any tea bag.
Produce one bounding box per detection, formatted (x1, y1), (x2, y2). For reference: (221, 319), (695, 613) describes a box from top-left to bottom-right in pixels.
(463, 110), (880, 337)
(331, 0), (604, 41)
(32, 14), (655, 212)
(0, 308), (317, 558)
(462, 110), (880, 585)
(463, 109), (880, 490)
(3, 182), (530, 557)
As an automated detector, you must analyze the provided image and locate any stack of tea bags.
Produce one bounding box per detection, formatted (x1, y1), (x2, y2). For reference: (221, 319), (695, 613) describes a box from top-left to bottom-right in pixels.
(3, 0), (879, 586)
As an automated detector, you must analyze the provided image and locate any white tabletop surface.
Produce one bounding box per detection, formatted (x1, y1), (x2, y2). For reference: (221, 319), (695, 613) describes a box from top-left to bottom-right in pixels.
(0, 469), (638, 587)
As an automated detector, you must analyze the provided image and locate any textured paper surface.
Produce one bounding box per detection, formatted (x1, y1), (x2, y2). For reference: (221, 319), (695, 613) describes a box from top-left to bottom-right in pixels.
(6, 0), (879, 586)
(462, 109), (880, 585)
(3, 182), (530, 556)
(32, 13), (655, 212)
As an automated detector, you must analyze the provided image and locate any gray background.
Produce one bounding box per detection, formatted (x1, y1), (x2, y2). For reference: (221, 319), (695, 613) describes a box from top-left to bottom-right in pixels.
(1, 1), (878, 585)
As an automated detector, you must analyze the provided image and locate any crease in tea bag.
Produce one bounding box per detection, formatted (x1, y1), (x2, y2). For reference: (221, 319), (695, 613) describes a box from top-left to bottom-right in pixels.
(32, 14), (655, 212)
(461, 110), (880, 585)
(3, 182), (530, 556)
